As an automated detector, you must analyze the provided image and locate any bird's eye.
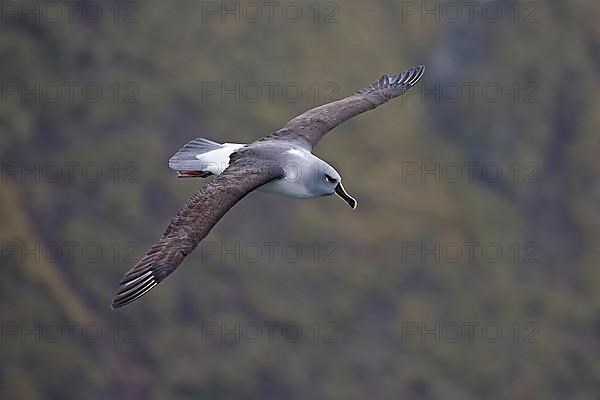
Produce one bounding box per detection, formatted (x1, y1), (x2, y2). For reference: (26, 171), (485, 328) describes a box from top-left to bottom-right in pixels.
(325, 174), (336, 183)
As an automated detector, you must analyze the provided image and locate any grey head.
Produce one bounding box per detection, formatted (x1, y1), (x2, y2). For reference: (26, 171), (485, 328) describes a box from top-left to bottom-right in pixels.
(312, 159), (357, 209)
(275, 147), (357, 209)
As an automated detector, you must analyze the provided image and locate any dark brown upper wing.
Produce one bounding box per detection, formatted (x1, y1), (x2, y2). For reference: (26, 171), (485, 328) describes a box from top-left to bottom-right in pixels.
(266, 65), (425, 150)
(111, 155), (282, 309)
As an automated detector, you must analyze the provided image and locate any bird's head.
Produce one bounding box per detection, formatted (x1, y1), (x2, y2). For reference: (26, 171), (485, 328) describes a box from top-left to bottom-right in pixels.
(314, 162), (357, 209)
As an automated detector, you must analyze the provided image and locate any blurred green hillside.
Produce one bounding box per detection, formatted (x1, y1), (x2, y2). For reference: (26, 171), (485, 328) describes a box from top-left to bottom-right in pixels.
(1, 0), (600, 398)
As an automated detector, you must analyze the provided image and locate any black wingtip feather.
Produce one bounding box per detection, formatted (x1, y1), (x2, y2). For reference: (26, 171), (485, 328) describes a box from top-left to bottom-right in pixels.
(111, 275), (158, 309)
(389, 65), (425, 87)
(111, 263), (166, 309)
(356, 65), (425, 97)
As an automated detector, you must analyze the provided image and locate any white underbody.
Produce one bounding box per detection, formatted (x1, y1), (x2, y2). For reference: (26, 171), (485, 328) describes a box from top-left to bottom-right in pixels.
(194, 143), (315, 198)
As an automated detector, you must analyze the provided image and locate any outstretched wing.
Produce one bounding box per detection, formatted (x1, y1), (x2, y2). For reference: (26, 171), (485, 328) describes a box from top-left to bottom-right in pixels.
(111, 154), (282, 309)
(266, 65), (425, 150)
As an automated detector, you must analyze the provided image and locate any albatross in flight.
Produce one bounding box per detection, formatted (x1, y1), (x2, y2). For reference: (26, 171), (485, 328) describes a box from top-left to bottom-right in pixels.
(111, 65), (425, 309)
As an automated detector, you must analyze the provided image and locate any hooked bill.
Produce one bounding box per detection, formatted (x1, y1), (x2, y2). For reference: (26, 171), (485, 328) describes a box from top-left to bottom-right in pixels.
(335, 182), (357, 209)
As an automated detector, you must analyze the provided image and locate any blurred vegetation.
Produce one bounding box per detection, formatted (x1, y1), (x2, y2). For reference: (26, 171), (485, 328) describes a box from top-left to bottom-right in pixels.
(1, 0), (599, 398)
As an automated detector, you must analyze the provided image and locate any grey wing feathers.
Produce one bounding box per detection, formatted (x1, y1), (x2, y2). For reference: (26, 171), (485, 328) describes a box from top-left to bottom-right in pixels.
(266, 65), (425, 149)
(111, 157), (282, 309)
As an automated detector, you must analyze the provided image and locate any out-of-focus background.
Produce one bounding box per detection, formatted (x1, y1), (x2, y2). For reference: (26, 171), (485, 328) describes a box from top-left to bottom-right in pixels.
(1, 0), (599, 398)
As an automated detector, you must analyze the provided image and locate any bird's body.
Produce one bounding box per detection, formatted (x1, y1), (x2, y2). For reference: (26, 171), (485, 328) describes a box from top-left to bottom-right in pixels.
(172, 139), (338, 199)
(112, 65), (425, 309)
